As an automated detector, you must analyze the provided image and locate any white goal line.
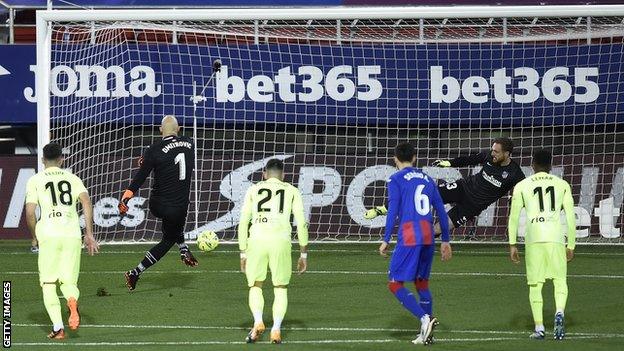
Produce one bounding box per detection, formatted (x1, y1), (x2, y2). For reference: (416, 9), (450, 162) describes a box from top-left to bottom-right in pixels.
(12, 323), (624, 346)
(3, 270), (624, 279)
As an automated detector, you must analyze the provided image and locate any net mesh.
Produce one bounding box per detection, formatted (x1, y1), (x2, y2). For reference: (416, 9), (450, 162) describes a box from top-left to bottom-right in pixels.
(46, 14), (624, 243)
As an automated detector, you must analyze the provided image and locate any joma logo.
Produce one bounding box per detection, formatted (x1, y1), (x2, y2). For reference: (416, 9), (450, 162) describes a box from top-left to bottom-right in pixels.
(24, 64), (162, 102)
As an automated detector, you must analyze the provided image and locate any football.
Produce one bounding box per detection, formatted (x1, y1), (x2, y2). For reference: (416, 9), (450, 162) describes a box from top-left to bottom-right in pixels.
(196, 230), (219, 252)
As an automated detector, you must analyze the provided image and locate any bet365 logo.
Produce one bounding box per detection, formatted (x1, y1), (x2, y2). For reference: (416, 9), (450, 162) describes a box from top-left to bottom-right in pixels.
(430, 66), (600, 104)
(216, 65), (383, 103)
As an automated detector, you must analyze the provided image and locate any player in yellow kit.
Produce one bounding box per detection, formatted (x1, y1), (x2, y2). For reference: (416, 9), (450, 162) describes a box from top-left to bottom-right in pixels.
(238, 158), (308, 344)
(25, 143), (99, 340)
(508, 149), (576, 341)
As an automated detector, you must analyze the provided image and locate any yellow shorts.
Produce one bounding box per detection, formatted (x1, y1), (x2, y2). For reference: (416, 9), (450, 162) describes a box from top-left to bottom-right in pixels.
(245, 238), (292, 287)
(525, 242), (567, 285)
(37, 236), (82, 286)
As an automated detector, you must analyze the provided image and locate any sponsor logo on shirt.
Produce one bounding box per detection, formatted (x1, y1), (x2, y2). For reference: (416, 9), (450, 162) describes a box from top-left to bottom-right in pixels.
(482, 170), (503, 187)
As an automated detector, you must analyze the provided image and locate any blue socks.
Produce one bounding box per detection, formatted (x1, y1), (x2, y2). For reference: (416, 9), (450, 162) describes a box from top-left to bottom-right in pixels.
(389, 282), (426, 319)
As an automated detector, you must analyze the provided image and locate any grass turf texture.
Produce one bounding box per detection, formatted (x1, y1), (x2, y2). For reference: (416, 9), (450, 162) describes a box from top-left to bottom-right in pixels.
(1, 240), (623, 350)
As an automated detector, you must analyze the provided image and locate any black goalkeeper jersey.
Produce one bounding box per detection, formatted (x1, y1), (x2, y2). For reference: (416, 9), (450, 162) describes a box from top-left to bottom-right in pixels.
(450, 151), (525, 210)
(127, 135), (194, 208)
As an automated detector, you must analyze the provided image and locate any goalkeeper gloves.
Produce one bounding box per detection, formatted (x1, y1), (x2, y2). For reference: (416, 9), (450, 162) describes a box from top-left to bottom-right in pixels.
(364, 205), (388, 219)
(432, 160), (451, 167)
(118, 190), (134, 215)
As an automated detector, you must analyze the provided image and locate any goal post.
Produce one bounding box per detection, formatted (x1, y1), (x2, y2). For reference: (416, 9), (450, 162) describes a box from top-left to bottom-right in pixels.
(36, 5), (624, 244)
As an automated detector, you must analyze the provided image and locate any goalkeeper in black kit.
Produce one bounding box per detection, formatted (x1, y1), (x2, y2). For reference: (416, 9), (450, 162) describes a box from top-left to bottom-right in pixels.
(119, 115), (198, 291)
(366, 138), (525, 236)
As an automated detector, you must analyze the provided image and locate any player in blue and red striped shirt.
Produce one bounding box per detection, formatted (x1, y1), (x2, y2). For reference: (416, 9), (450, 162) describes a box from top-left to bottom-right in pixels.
(379, 142), (453, 345)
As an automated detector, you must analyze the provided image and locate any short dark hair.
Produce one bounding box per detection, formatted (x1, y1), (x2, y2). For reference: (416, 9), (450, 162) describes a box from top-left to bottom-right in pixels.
(265, 158), (284, 172)
(532, 148), (552, 170)
(43, 143), (63, 161)
(394, 142), (416, 163)
(493, 137), (514, 154)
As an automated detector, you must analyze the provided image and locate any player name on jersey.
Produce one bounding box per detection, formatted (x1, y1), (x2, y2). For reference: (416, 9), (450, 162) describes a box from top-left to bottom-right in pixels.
(161, 141), (192, 153)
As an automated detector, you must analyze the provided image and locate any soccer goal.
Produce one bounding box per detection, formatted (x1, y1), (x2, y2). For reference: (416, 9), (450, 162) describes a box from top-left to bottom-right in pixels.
(36, 6), (624, 244)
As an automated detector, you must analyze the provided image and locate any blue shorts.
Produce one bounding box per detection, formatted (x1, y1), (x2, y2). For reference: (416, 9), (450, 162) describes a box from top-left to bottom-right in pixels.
(388, 244), (434, 282)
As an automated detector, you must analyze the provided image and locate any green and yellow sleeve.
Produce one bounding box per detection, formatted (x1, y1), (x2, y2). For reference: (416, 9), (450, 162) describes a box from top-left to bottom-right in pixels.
(291, 187), (308, 247)
(562, 181), (576, 250)
(25, 177), (38, 205)
(237, 186), (254, 251)
(508, 183), (525, 245)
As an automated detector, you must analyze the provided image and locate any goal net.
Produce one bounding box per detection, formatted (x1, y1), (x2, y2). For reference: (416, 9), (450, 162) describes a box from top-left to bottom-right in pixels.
(36, 7), (624, 243)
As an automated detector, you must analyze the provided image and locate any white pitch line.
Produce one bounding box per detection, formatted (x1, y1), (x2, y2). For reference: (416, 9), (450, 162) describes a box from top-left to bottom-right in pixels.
(12, 340), (397, 346)
(2, 249), (624, 256)
(13, 323), (624, 338)
(3, 270), (624, 279)
(11, 335), (624, 347)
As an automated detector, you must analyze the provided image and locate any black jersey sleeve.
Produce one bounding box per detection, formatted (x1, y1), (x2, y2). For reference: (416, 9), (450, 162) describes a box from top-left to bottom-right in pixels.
(127, 147), (155, 193)
(449, 151), (489, 168)
(513, 166), (526, 186)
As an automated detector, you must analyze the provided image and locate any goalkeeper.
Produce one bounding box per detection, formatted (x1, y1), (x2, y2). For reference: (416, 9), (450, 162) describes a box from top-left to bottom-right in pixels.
(508, 149), (576, 340)
(366, 137), (525, 235)
(238, 158), (308, 345)
(119, 115), (198, 292)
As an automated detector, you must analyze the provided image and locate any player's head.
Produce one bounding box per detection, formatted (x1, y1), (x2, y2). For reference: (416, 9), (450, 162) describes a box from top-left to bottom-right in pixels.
(160, 115), (180, 136)
(263, 158), (284, 181)
(42, 142), (63, 167)
(532, 148), (552, 173)
(491, 137), (514, 165)
(393, 142), (416, 167)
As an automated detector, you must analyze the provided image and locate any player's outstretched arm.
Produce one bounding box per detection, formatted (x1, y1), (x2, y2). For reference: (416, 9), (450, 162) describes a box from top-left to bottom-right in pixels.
(446, 151), (489, 168)
(431, 160), (451, 167)
(79, 192), (99, 255)
(119, 152), (155, 215)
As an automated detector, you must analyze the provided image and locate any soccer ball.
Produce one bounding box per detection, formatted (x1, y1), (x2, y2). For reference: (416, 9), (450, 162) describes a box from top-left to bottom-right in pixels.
(196, 231), (219, 252)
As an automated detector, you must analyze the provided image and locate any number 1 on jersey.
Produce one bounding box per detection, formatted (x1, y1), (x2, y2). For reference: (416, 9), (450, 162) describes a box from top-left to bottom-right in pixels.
(174, 153), (186, 180)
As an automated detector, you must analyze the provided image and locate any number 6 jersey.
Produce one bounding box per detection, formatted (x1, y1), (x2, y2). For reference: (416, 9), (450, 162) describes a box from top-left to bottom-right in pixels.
(25, 167), (88, 238)
(384, 167), (449, 246)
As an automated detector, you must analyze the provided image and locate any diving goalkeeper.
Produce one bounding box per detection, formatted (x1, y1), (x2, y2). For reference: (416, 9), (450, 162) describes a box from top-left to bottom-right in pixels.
(366, 137), (525, 235)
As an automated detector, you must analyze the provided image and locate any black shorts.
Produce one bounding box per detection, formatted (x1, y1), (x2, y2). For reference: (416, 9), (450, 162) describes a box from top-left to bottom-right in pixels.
(149, 200), (188, 242)
(437, 180), (482, 228)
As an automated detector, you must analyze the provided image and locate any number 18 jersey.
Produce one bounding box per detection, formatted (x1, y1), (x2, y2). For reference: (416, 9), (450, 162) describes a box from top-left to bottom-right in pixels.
(25, 167), (88, 238)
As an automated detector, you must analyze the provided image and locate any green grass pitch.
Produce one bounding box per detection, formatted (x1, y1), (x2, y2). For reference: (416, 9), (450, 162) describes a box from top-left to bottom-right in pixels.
(1, 240), (623, 350)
